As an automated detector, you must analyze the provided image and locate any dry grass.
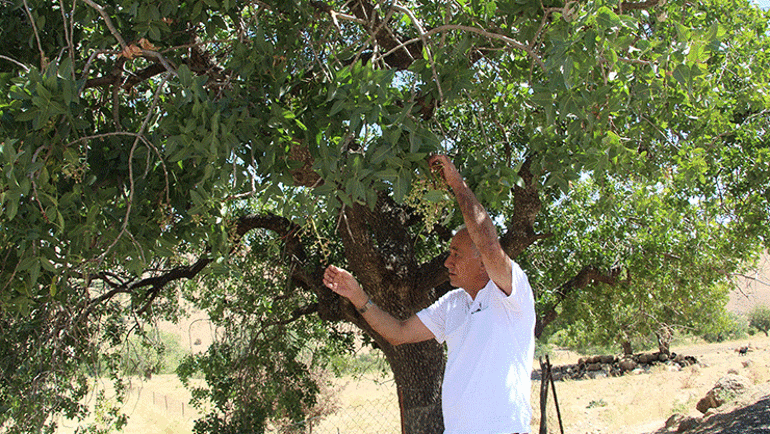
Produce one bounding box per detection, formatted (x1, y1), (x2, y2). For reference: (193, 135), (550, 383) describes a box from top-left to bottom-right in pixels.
(54, 255), (770, 433)
(54, 335), (770, 434)
(535, 335), (770, 434)
(55, 375), (201, 434)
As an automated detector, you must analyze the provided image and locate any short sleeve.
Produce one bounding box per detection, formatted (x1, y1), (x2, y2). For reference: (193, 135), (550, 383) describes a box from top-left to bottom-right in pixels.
(416, 292), (455, 343)
(501, 260), (535, 313)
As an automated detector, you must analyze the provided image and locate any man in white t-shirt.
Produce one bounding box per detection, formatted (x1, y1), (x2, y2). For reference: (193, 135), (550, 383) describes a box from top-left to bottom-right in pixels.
(323, 155), (535, 434)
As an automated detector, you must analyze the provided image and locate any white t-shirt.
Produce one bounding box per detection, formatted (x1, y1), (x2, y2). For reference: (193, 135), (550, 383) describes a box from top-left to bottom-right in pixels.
(417, 260), (535, 434)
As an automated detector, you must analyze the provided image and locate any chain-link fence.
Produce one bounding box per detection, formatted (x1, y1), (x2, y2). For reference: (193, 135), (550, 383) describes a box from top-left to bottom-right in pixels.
(275, 396), (401, 434)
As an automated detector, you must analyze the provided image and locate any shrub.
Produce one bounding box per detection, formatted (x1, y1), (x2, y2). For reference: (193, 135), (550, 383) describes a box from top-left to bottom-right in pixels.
(121, 329), (189, 377)
(701, 312), (749, 343)
(748, 305), (770, 337)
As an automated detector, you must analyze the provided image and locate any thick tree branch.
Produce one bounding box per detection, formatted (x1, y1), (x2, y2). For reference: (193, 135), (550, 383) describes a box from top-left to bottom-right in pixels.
(337, 202), (388, 287)
(501, 157), (549, 257)
(535, 265), (622, 337)
(619, 0), (660, 11)
(414, 252), (452, 300)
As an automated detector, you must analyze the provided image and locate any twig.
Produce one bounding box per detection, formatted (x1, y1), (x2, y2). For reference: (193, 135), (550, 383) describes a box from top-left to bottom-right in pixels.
(21, 0), (46, 68)
(97, 74), (170, 265)
(617, 56), (653, 66)
(381, 23), (545, 71)
(81, 0), (128, 49)
(0, 55), (30, 72)
(392, 3), (444, 102)
(531, 0), (567, 51)
(29, 144), (52, 223)
(59, 0), (76, 78)
(330, 8), (368, 26)
(66, 132), (170, 206)
(357, 3), (405, 67)
(78, 49), (115, 94)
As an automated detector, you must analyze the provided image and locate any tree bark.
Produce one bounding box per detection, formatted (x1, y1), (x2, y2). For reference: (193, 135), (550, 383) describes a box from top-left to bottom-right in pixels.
(384, 342), (445, 434)
(333, 196), (448, 433)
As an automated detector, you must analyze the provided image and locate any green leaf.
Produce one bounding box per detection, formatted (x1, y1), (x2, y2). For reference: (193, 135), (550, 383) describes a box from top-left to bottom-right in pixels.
(393, 170), (409, 203)
(329, 99), (345, 116)
(423, 189), (449, 203)
(595, 7), (621, 31)
(178, 65), (193, 87)
(376, 168), (399, 183)
(369, 143), (392, 165)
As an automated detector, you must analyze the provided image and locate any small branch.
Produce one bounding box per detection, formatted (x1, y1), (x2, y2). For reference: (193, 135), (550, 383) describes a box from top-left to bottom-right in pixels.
(80, 51), (122, 91)
(380, 24), (545, 71)
(97, 74), (171, 265)
(730, 272), (770, 289)
(309, 1), (368, 26)
(535, 265), (622, 337)
(140, 50), (178, 76)
(59, 0), (76, 78)
(81, 0), (128, 49)
(619, 0), (660, 10)
(234, 214), (301, 241)
(617, 56), (653, 67)
(21, 0), (46, 69)
(392, 3), (444, 101)
(0, 55), (30, 72)
(270, 303), (319, 327)
(531, 0), (564, 52)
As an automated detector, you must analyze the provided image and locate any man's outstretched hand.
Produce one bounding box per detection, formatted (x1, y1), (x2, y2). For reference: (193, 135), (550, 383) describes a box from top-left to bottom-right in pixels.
(323, 265), (367, 307)
(428, 154), (464, 191)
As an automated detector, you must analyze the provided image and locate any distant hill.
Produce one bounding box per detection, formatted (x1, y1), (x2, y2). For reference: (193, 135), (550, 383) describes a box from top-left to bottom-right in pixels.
(728, 252), (770, 315)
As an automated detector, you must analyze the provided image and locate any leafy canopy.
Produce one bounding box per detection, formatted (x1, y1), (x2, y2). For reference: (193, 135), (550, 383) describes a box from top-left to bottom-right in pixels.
(1, 0), (769, 432)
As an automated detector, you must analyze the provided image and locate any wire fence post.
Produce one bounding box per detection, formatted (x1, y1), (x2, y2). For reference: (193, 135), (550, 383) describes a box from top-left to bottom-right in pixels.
(539, 357), (549, 434)
(539, 355), (565, 434)
(547, 355), (564, 434)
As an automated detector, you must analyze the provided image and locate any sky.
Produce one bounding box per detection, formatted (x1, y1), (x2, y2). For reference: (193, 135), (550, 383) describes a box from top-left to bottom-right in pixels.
(757, 0), (770, 9)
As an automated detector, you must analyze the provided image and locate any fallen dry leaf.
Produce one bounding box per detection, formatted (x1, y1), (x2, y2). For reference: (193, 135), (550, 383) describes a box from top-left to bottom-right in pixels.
(120, 44), (143, 59)
(139, 38), (157, 51)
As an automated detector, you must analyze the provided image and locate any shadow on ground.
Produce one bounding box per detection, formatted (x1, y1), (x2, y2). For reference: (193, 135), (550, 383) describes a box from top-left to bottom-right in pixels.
(650, 394), (770, 434)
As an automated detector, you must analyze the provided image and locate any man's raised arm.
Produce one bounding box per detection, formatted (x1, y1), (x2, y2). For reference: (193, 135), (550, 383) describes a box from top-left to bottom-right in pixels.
(428, 155), (513, 295)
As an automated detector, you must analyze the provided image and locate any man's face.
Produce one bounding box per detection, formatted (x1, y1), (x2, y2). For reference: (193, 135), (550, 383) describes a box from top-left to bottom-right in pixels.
(444, 230), (487, 291)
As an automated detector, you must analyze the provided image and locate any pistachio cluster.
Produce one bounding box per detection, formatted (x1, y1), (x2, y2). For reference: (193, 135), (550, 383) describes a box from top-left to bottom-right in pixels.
(404, 174), (453, 233)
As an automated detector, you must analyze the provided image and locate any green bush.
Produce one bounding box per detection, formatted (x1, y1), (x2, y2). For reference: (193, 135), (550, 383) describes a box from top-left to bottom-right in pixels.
(120, 329), (189, 377)
(701, 312), (749, 343)
(329, 349), (389, 377)
(748, 305), (770, 337)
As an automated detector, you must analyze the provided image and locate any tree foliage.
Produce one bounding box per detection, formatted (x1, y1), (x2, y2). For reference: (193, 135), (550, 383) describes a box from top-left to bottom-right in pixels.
(1, 0), (769, 432)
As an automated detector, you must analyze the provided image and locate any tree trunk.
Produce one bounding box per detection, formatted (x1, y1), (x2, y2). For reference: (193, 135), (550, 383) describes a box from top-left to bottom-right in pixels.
(383, 341), (445, 434)
(621, 340), (633, 355)
(656, 325), (673, 355)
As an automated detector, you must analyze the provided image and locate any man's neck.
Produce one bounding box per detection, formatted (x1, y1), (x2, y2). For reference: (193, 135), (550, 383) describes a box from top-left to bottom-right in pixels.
(464, 279), (489, 300)
(465, 288), (480, 300)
